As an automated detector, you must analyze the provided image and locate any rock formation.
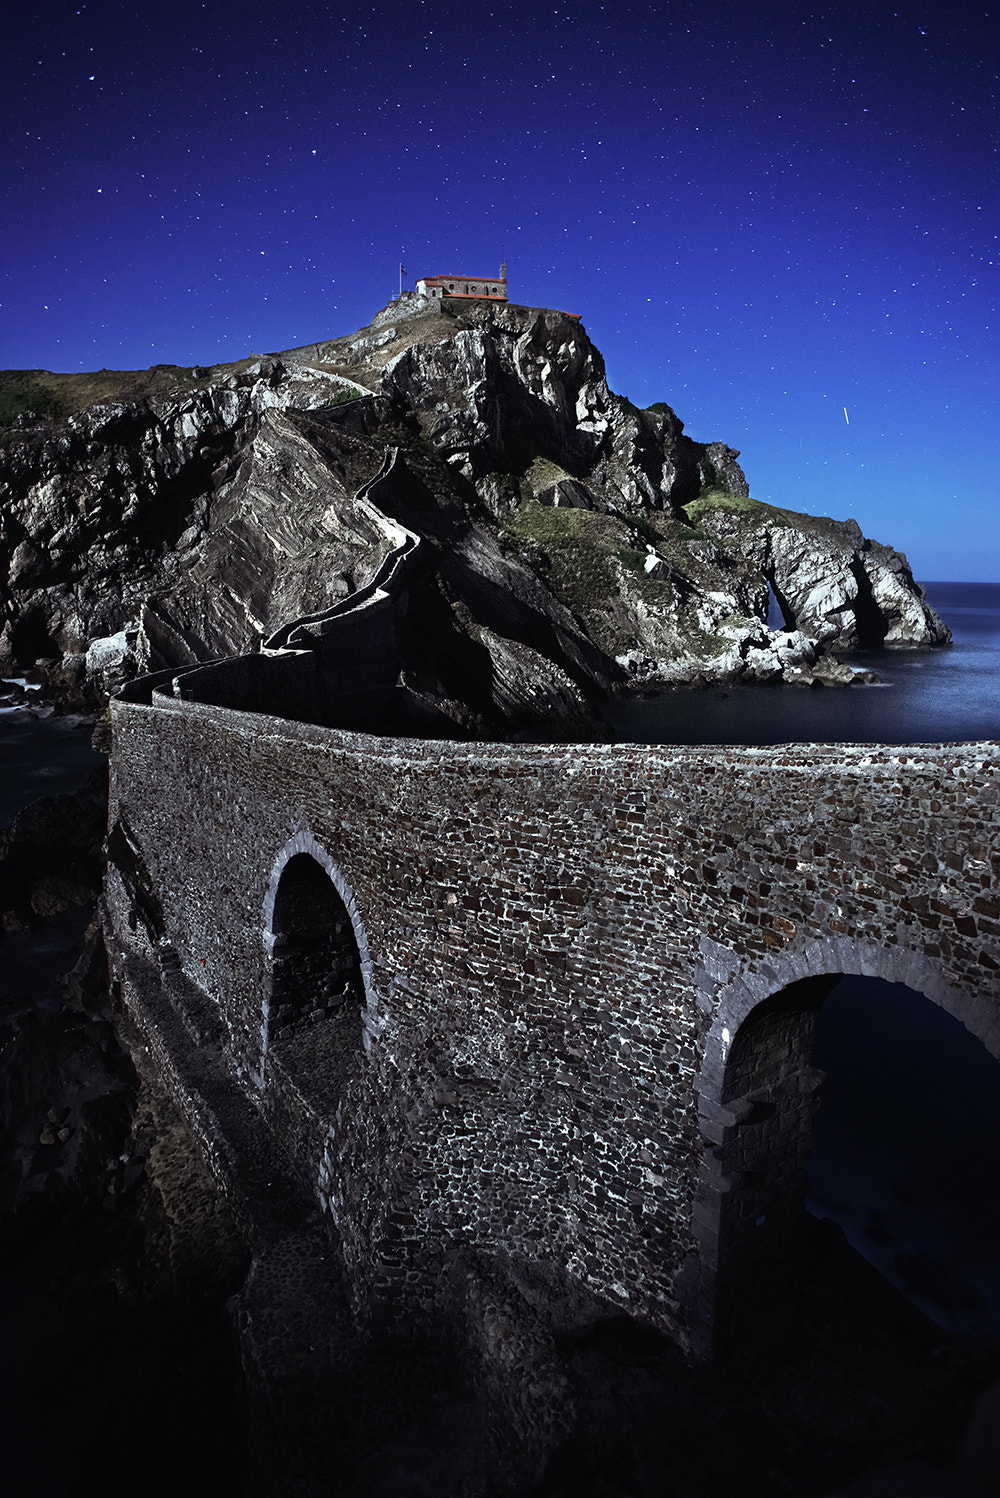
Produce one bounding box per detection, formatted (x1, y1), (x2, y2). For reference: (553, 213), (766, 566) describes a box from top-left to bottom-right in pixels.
(0, 296), (949, 735)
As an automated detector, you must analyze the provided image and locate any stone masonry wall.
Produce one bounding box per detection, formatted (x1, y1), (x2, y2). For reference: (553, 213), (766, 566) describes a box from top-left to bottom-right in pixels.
(106, 693), (1000, 1355)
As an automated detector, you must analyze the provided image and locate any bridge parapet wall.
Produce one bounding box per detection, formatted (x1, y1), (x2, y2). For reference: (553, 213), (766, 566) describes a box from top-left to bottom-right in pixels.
(106, 694), (1000, 1350)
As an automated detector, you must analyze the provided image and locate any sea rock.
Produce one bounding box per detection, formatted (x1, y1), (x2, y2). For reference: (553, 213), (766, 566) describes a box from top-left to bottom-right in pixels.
(697, 505), (948, 651)
(742, 628), (819, 683)
(0, 299), (949, 734)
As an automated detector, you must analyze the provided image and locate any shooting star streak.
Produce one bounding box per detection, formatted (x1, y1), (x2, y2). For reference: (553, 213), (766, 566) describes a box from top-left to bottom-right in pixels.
(844, 407), (850, 424)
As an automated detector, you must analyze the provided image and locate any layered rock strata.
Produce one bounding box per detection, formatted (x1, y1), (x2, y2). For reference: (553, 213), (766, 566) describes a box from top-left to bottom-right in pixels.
(0, 298), (948, 735)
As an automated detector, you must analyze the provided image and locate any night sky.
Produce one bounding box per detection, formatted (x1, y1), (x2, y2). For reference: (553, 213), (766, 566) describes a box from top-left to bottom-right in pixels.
(3, 0), (997, 579)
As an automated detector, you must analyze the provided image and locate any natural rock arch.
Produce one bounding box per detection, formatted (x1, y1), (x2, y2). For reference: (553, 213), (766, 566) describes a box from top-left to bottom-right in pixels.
(259, 832), (374, 1090)
(686, 938), (1000, 1360)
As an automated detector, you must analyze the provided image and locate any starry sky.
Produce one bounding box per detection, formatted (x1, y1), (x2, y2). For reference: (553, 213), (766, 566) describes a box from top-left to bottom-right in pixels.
(2, 0), (997, 579)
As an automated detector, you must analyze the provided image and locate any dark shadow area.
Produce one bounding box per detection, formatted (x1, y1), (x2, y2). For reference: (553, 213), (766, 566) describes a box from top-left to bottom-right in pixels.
(808, 974), (1000, 1336)
(0, 1197), (248, 1498)
(713, 973), (838, 1342)
(537, 1216), (1000, 1497)
(268, 853), (365, 1104)
(715, 972), (1000, 1347)
(0, 709), (102, 828)
(849, 555), (891, 647)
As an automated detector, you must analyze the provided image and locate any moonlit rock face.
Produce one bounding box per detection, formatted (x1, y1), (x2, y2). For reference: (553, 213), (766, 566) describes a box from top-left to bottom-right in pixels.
(0, 297), (949, 725)
(85, 631), (132, 673)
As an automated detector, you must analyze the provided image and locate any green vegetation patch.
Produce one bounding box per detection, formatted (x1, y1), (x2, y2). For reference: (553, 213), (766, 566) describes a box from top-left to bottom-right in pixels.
(0, 364), (217, 437)
(682, 488), (769, 522)
(506, 494), (621, 553)
(505, 502), (625, 619)
(519, 455), (576, 500)
(681, 628), (737, 662)
(0, 374), (69, 428)
(627, 509), (708, 547)
(506, 499), (712, 596)
(615, 546), (655, 576)
(683, 487), (856, 543)
(612, 539), (694, 609)
(503, 499), (678, 655)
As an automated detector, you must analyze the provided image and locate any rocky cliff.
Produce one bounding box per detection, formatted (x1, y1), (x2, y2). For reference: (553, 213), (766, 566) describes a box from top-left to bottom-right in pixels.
(0, 295), (948, 736)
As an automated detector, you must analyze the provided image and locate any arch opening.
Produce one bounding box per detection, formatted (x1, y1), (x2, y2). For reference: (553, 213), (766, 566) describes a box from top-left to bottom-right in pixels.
(265, 852), (365, 1097)
(765, 574), (795, 632)
(711, 973), (1000, 1350)
(807, 975), (1000, 1336)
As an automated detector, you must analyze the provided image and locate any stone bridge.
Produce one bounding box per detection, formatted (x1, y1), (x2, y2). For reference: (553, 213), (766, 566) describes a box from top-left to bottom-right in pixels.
(105, 678), (1000, 1399)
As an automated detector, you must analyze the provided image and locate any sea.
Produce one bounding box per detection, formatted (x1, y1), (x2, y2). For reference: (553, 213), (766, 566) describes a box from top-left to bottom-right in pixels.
(2, 582), (999, 1334)
(602, 581), (1000, 746)
(0, 698), (103, 827)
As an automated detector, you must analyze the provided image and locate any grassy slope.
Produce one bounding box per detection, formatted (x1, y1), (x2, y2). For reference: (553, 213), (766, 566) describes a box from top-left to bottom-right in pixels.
(685, 486), (860, 543)
(502, 497), (737, 658)
(0, 366), (224, 429)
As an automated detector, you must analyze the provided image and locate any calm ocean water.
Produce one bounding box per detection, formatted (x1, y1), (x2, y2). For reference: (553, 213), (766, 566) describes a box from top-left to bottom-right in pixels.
(603, 582), (1000, 745)
(0, 703), (103, 828)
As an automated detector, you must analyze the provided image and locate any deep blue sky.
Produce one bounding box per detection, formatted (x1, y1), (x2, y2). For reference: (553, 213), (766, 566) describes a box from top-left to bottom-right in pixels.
(3, 0), (997, 579)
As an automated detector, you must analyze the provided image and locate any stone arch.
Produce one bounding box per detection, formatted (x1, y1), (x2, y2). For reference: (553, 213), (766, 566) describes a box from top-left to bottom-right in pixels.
(685, 937), (1000, 1360)
(258, 831), (374, 1087)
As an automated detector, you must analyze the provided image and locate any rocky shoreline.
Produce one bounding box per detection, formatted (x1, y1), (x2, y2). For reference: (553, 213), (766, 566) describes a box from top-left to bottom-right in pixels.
(1, 297), (948, 737)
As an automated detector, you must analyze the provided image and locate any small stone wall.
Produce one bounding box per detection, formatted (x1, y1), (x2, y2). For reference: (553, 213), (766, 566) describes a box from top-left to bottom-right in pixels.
(105, 693), (1000, 1359)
